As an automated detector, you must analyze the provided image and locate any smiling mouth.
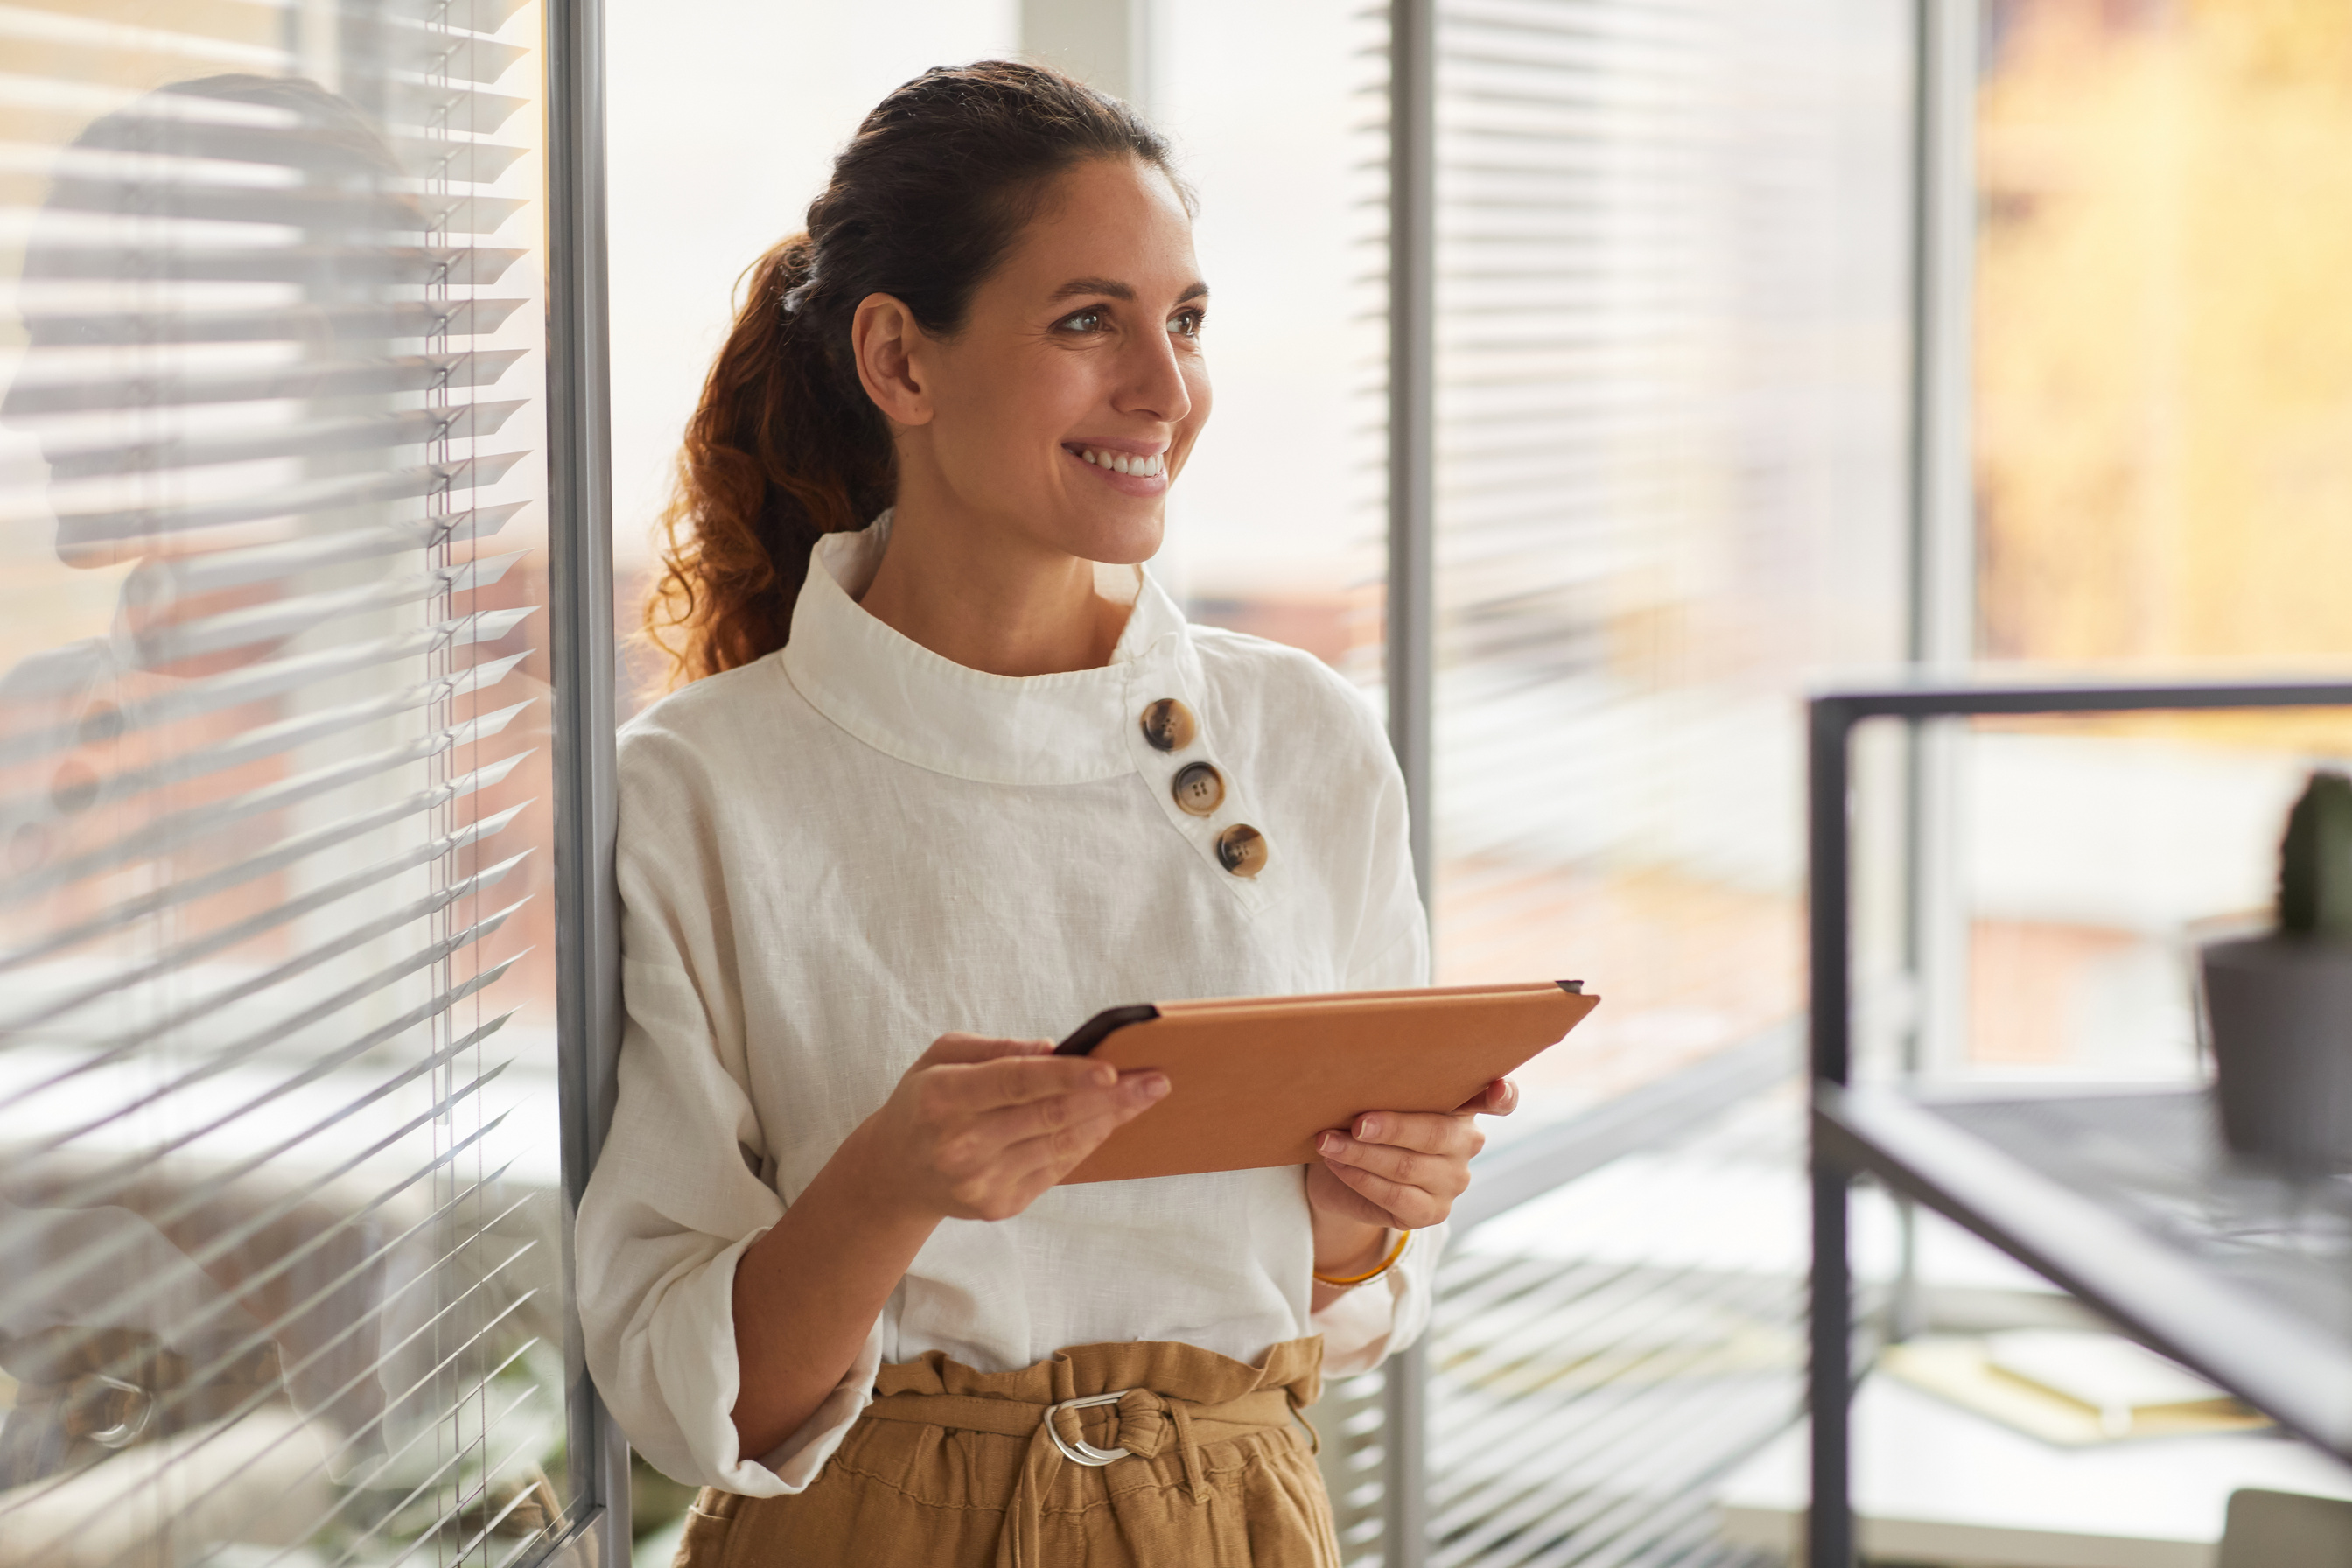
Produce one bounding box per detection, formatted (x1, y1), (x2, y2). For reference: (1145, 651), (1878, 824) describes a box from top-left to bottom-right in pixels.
(1067, 444), (1166, 479)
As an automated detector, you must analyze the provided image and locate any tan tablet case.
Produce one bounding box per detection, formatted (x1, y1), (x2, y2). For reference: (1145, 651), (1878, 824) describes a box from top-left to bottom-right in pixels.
(1060, 980), (1599, 1185)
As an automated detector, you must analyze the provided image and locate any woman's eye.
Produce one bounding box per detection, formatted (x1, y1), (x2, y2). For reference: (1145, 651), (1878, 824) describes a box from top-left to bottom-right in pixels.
(1171, 309), (1204, 338)
(1058, 308), (1109, 334)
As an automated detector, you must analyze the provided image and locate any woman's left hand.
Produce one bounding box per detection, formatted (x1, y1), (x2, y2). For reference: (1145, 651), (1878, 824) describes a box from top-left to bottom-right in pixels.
(1306, 1077), (1520, 1234)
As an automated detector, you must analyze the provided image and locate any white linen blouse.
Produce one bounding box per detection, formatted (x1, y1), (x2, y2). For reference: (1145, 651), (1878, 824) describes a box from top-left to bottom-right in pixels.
(578, 516), (1440, 1495)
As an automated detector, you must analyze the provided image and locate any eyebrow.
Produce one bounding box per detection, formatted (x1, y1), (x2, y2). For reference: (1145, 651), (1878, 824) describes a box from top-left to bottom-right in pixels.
(1051, 277), (1210, 304)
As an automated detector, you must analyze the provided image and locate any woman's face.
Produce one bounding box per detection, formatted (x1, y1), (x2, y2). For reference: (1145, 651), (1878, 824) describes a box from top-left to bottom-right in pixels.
(892, 156), (1211, 568)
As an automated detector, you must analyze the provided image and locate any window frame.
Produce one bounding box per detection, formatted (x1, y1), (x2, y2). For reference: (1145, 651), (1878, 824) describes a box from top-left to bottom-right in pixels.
(544, 0), (630, 1559)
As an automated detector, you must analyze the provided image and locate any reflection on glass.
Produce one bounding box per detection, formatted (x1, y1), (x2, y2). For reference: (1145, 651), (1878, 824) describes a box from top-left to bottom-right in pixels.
(0, 10), (568, 1565)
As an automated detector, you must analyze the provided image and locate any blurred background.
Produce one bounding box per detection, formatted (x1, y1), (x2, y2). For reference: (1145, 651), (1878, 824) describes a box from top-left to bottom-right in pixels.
(9, 0), (2352, 1564)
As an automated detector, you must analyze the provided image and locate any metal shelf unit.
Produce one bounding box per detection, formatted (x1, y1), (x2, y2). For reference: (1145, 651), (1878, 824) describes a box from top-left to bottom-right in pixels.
(1805, 677), (2352, 1568)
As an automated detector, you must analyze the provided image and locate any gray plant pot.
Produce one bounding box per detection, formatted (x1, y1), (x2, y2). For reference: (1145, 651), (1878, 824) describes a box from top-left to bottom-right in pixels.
(2201, 934), (2352, 1175)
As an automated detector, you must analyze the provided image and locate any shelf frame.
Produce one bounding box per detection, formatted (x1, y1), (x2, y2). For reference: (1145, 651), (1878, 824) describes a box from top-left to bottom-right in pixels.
(1807, 676), (2352, 1568)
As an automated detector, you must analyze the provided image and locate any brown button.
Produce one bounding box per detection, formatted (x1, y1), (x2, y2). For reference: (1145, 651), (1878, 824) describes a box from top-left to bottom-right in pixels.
(1140, 697), (1197, 752)
(1172, 761), (1225, 816)
(1216, 823), (1268, 878)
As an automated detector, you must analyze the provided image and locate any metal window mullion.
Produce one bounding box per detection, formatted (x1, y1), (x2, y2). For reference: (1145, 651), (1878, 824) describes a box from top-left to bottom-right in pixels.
(1384, 0), (1438, 1563)
(543, 0), (628, 1555)
(1389, 0), (1438, 910)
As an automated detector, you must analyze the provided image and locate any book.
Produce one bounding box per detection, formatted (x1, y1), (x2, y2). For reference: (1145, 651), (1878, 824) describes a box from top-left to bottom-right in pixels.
(1880, 1330), (2271, 1446)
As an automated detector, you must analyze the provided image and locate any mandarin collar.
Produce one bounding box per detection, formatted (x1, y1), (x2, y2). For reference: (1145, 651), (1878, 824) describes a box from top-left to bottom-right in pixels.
(780, 514), (1199, 787)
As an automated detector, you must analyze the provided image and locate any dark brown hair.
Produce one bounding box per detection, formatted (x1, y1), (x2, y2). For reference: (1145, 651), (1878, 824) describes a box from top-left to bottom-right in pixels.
(644, 60), (1180, 689)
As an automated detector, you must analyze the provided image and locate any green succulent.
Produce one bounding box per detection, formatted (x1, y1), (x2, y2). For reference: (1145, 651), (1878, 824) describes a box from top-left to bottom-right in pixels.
(2279, 770), (2352, 939)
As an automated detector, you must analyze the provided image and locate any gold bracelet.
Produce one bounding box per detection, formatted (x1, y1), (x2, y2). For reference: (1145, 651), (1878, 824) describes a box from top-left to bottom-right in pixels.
(1313, 1229), (1411, 1288)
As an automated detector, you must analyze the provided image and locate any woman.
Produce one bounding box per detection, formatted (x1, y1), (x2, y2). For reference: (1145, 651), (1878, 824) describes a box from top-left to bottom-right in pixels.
(578, 60), (1517, 1567)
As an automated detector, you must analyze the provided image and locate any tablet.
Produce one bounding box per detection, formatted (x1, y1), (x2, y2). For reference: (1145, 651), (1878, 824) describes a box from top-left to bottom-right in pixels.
(1052, 980), (1598, 1185)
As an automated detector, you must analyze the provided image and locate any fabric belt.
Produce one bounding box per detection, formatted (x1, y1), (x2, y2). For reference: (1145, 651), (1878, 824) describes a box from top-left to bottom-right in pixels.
(860, 1382), (1304, 1568)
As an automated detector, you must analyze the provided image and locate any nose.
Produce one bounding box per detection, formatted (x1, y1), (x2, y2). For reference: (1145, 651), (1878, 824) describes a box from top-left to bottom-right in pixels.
(1112, 320), (1194, 428)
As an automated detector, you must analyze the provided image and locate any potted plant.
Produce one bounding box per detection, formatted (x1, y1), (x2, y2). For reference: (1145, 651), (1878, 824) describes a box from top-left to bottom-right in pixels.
(2202, 770), (2352, 1175)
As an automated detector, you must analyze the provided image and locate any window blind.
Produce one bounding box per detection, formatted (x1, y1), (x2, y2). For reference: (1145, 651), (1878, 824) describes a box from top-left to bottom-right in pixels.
(0, 3), (583, 1565)
(1427, 0), (1909, 1091)
(1410, 1), (1909, 1564)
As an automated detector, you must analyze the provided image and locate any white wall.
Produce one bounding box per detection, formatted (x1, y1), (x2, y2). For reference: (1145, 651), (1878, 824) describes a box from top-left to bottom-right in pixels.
(1149, 0), (1383, 604)
(605, 1), (1020, 571)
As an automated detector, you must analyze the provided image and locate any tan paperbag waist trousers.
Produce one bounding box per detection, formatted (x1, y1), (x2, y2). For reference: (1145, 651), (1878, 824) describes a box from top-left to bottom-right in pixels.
(671, 1336), (1340, 1568)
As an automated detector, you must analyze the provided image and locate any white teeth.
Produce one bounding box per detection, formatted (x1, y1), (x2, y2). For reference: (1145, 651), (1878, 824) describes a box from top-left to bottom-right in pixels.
(1076, 447), (1164, 478)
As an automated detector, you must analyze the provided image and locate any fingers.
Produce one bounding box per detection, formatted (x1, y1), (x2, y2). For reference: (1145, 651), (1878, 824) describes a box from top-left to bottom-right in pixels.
(976, 1070), (1168, 1151)
(1316, 1105), (1484, 1229)
(1317, 1127), (1473, 1200)
(931, 1052), (1119, 1112)
(998, 1079), (1164, 1177)
(1345, 1109), (1484, 1158)
(926, 1068), (1166, 1203)
(1453, 1077), (1520, 1116)
(917, 1032), (1055, 1068)
(1320, 1156), (1449, 1228)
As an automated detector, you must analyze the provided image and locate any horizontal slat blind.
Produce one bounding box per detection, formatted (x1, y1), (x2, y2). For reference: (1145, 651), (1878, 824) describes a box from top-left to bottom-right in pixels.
(0, 3), (576, 1565)
(1425, 1088), (1799, 1568)
(1407, 1), (1908, 1564)
(1430, 0), (1908, 1107)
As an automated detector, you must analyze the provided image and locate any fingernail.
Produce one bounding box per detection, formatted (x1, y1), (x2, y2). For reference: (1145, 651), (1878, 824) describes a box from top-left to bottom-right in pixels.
(1357, 1116), (1381, 1142)
(1140, 1074), (1171, 1100)
(1319, 1131), (1343, 1155)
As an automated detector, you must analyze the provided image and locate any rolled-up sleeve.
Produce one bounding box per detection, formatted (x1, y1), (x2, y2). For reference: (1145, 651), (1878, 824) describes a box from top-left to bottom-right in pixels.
(1313, 1218), (1448, 1376)
(576, 733), (877, 1494)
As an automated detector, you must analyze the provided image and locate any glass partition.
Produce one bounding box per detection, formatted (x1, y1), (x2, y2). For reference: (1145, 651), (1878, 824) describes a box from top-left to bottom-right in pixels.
(1425, 0), (1912, 1129)
(0, 3), (585, 1564)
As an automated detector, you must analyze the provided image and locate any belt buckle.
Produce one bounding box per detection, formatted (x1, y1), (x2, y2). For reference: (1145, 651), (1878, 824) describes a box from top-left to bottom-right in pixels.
(87, 1374), (153, 1449)
(1043, 1391), (1133, 1466)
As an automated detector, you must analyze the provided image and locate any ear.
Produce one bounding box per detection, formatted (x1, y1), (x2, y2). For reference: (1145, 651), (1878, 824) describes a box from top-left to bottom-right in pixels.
(850, 292), (934, 428)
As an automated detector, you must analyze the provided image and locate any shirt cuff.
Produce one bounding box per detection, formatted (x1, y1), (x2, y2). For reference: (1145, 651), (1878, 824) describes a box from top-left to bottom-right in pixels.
(754, 1315), (884, 1489)
(656, 1228), (882, 1496)
(1311, 1221), (1446, 1378)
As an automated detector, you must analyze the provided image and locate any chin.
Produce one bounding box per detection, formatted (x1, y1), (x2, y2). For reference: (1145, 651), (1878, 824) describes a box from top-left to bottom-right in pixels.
(1055, 511), (1164, 569)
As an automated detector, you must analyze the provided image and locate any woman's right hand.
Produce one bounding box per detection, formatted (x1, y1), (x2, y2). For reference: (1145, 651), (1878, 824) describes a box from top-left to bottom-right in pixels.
(730, 1033), (1163, 1454)
(856, 1032), (1169, 1222)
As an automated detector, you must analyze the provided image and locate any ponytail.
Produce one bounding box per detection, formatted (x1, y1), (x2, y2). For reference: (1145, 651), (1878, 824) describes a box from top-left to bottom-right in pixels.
(644, 234), (892, 686)
(641, 60), (1180, 691)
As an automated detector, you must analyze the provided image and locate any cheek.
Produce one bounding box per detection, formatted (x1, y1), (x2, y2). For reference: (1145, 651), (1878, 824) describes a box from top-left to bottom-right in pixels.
(939, 355), (1094, 469)
(931, 350), (1054, 453)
